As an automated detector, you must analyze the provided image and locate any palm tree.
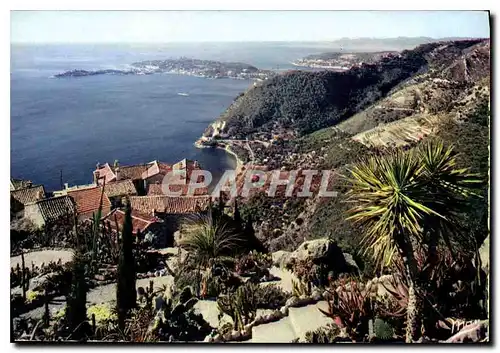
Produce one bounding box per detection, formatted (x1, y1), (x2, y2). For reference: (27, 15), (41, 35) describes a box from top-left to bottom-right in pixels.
(345, 141), (481, 343)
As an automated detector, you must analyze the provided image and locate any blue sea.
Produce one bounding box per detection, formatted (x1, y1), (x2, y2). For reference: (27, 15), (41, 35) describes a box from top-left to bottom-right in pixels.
(11, 42), (333, 191)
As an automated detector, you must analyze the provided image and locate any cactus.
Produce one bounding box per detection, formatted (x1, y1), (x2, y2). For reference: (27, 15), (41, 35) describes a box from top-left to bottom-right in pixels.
(304, 324), (341, 343)
(43, 288), (50, 327)
(216, 282), (258, 331)
(291, 278), (311, 297)
(21, 252), (30, 302)
(374, 318), (394, 340)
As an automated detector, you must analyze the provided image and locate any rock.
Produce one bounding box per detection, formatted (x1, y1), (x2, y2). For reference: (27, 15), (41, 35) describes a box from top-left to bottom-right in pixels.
(286, 296), (300, 307)
(213, 333), (223, 343)
(203, 335), (213, 342)
(445, 321), (488, 343)
(294, 238), (339, 262)
(272, 250), (292, 268)
(280, 306), (289, 316)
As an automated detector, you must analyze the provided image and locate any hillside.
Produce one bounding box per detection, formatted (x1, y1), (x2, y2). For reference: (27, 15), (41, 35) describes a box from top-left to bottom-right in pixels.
(203, 39), (486, 140)
(208, 38), (490, 268)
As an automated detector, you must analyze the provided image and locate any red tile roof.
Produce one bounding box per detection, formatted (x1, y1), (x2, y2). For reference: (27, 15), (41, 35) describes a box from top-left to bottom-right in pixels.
(129, 195), (211, 215)
(102, 209), (155, 235)
(11, 185), (46, 205)
(118, 164), (150, 180)
(94, 163), (117, 185)
(146, 183), (164, 196)
(104, 179), (137, 198)
(67, 186), (112, 218)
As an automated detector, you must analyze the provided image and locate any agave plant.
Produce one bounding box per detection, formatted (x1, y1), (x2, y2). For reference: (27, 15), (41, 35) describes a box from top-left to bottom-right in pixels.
(319, 279), (372, 341)
(345, 140), (482, 342)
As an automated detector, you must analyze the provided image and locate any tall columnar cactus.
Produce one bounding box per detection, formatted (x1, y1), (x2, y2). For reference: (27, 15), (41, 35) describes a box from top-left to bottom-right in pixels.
(65, 247), (88, 339)
(116, 199), (137, 331)
(21, 252), (30, 302)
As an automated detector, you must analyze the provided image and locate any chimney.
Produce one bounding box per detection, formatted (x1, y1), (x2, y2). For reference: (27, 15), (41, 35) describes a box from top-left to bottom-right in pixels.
(64, 183), (69, 190)
(93, 171), (99, 185)
(115, 167), (120, 181)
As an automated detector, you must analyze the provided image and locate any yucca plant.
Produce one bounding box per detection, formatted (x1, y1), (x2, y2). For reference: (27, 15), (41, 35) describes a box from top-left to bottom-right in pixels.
(179, 210), (243, 297)
(179, 211), (243, 269)
(345, 140), (481, 342)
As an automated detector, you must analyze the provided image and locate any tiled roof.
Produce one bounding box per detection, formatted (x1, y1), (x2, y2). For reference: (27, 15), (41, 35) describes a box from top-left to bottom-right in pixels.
(102, 209), (155, 235)
(11, 185), (46, 205)
(142, 161), (173, 180)
(104, 179), (137, 198)
(146, 183), (209, 196)
(118, 164), (150, 181)
(11, 178), (32, 191)
(36, 196), (76, 223)
(94, 163), (117, 184)
(146, 183), (164, 196)
(68, 186), (112, 217)
(129, 195), (211, 215)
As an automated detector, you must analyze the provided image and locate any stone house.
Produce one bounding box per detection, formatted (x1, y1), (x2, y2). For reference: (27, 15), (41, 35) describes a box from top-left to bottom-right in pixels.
(10, 178), (33, 191)
(10, 184), (46, 218)
(23, 195), (76, 228)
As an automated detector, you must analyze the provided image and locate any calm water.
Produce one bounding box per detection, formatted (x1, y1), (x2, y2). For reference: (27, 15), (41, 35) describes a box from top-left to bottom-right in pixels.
(11, 42), (333, 191)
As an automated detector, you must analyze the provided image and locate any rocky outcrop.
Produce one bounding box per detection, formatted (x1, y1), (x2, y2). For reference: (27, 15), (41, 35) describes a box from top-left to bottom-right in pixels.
(271, 238), (357, 276)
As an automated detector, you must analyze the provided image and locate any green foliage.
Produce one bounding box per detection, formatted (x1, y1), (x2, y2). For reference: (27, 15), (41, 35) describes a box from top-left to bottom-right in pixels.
(221, 46), (439, 138)
(255, 284), (290, 310)
(65, 248), (88, 339)
(291, 278), (312, 298)
(346, 141), (482, 271)
(373, 318), (394, 340)
(179, 211), (244, 269)
(116, 199), (137, 330)
(217, 282), (259, 330)
(303, 323), (341, 343)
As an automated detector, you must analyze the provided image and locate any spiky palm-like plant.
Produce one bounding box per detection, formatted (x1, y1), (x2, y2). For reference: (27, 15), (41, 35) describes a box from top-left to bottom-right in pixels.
(179, 211), (243, 269)
(345, 141), (481, 343)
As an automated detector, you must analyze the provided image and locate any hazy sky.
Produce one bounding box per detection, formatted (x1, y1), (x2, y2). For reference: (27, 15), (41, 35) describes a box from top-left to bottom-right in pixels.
(11, 11), (490, 43)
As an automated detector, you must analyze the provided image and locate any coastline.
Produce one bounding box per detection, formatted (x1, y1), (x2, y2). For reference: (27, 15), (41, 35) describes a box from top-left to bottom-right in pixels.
(194, 140), (244, 171)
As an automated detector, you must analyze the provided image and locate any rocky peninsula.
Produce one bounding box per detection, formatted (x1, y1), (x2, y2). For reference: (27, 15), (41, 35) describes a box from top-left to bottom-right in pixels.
(55, 57), (276, 80)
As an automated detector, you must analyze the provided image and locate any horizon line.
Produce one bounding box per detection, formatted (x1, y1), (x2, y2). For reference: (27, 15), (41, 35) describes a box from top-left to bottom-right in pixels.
(10, 36), (488, 45)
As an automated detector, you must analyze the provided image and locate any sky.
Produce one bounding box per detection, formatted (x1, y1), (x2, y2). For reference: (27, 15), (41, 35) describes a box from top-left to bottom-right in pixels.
(11, 11), (490, 43)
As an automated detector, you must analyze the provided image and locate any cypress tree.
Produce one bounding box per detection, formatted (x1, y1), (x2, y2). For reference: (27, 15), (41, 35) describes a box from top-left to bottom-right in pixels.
(245, 215), (267, 253)
(233, 199), (242, 229)
(116, 199), (137, 331)
(65, 245), (88, 340)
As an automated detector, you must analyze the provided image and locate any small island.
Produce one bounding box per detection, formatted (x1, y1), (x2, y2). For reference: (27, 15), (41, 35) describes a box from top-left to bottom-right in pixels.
(54, 58), (276, 80)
